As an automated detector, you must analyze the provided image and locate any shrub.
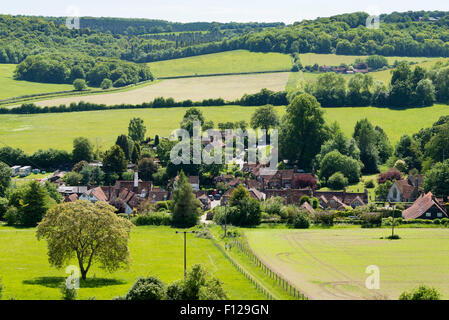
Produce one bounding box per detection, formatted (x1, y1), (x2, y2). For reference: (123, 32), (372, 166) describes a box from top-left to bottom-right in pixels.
(364, 180), (375, 188)
(166, 280), (185, 300)
(262, 197), (284, 216)
(313, 212), (335, 226)
(394, 160), (408, 173)
(399, 285), (441, 300)
(73, 78), (87, 91)
(311, 197), (319, 209)
(327, 172), (348, 190)
(125, 276), (166, 300)
(280, 205), (298, 224)
(132, 211), (172, 226)
(299, 196), (311, 205)
(101, 78), (113, 90)
(60, 281), (77, 300)
(155, 201), (169, 211)
(360, 213), (382, 228)
(4, 207), (19, 226)
(294, 212), (310, 229)
(377, 168), (402, 184)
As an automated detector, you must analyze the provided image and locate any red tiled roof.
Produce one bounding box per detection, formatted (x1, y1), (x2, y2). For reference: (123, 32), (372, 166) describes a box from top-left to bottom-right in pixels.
(402, 192), (447, 220)
(85, 187), (108, 202)
(300, 201), (315, 214)
(65, 194), (78, 202)
(395, 180), (417, 200)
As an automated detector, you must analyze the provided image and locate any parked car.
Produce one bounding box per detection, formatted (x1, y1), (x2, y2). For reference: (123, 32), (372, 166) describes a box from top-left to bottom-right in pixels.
(214, 194), (221, 200)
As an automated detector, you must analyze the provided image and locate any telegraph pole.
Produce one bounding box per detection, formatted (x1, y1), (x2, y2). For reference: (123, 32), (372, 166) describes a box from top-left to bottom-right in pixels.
(176, 230), (196, 279)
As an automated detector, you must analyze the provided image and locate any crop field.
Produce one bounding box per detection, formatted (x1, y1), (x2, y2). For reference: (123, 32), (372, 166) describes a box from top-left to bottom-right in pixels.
(0, 225), (264, 300)
(2, 104), (449, 153)
(244, 228), (449, 300)
(8, 73), (290, 108)
(0, 64), (74, 100)
(148, 50), (293, 78)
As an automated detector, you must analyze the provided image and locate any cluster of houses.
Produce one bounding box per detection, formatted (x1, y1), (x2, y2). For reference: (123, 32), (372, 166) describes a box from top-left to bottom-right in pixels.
(319, 62), (370, 74)
(45, 161), (448, 221)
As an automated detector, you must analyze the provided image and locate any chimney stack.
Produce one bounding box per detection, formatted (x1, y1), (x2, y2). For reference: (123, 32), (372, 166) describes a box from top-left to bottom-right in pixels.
(133, 172), (138, 192)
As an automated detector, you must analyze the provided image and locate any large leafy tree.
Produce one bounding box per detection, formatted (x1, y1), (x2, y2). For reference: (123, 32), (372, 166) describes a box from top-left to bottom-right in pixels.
(72, 137), (94, 163)
(319, 150), (361, 184)
(0, 161), (11, 197)
(36, 201), (133, 280)
(180, 108), (205, 135)
(172, 171), (201, 228)
(116, 134), (131, 160)
(10, 181), (51, 227)
(423, 160), (449, 199)
(128, 118), (147, 143)
(424, 123), (449, 163)
(279, 93), (328, 169)
(103, 145), (127, 176)
(138, 158), (158, 181)
(395, 134), (423, 171)
(250, 105), (279, 132)
(353, 119), (379, 173)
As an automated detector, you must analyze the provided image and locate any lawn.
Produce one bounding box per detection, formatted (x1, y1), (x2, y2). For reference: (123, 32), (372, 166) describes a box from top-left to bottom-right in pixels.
(0, 225), (265, 300)
(0, 64), (75, 100)
(244, 228), (449, 300)
(2, 104), (449, 153)
(148, 50), (293, 78)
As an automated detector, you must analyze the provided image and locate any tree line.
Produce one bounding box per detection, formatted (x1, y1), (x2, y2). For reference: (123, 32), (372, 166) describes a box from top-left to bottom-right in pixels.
(2, 12), (449, 65)
(14, 53), (153, 87)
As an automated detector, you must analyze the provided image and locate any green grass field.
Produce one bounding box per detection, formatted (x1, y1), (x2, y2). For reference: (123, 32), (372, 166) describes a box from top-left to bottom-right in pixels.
(1, 104), (449, 153)
(148, 50), (293, 78)
(0, 64), (75, 100)
(244, 228), (449, 300)
(0, 225), (265, 300)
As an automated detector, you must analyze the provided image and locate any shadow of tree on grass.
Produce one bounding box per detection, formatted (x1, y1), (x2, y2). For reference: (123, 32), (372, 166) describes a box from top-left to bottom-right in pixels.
(23, 277), (126, 288)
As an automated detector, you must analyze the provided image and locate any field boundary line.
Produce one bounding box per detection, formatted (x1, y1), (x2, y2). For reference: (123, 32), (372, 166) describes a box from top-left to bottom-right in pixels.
(210, 238), (278, 300)
(157, 70), (291, 80)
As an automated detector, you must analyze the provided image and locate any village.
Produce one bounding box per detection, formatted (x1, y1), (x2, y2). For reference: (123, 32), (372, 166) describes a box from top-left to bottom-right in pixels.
(9, 156), (448, 223)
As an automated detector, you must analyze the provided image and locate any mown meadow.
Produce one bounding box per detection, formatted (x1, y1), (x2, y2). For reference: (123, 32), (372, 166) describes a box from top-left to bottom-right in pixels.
(0, 225), (265, 300)
(1, 104), (449, 153)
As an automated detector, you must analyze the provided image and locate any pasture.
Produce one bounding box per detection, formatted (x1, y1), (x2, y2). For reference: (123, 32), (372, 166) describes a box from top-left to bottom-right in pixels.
(244, 228), (449, 300)
(1, 104), (449, 153)
(0, 64), (74, 100)
(148, 50), (293, 78)
(0, 225), (265, 300)
(8, 72), (290, 108)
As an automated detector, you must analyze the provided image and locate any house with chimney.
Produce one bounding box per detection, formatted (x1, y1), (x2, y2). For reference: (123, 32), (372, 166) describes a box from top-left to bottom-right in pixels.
(387, 176), (423, 203)
(402, 192), (448, 220)
(76, 172), (170, 214)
